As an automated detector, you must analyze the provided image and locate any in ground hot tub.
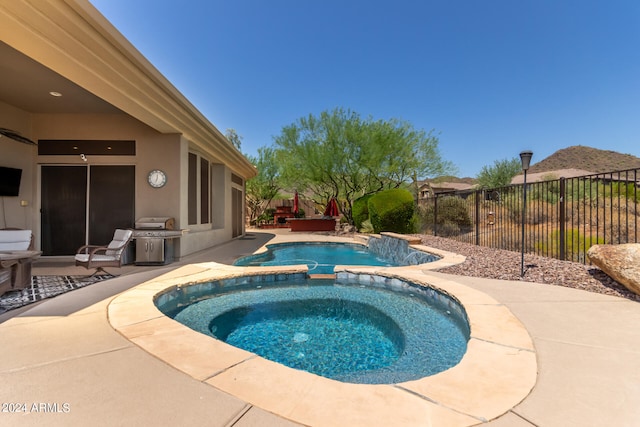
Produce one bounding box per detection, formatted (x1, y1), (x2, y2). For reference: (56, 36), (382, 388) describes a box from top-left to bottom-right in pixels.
(155, 273), (469, 384)
(110, 258), (537, 427)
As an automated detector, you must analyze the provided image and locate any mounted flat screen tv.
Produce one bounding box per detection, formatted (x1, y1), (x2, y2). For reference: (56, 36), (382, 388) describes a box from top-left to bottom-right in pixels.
(0, 166), (22, 197)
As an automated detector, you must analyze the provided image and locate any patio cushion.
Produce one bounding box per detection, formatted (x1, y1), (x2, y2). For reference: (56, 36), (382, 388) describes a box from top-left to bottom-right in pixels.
(74, 254), (118, 263)
(105, 229), (133, 256)
(0, 230), (32, 251)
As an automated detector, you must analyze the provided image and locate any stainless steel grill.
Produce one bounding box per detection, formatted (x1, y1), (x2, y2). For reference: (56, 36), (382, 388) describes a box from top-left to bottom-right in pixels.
(134, 217), (174, 230)
(133, 217), (185, 265)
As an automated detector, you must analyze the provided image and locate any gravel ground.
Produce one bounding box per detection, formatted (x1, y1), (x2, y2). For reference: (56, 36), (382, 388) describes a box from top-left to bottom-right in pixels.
(415, 234), (640, 303)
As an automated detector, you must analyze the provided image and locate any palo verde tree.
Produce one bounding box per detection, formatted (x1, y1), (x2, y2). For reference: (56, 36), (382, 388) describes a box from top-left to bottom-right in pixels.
(476, 157), (522, 188)
(225, 128), (243, 150)
(245, 146), (281, 224)
(273, 108), (454, 224)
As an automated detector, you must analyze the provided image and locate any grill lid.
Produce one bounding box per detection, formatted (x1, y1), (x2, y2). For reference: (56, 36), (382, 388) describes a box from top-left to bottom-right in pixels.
(135, 217), (175, 230)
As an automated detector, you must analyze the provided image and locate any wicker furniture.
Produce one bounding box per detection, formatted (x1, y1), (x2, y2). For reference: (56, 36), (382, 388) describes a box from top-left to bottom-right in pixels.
(75, 229), (133, 275)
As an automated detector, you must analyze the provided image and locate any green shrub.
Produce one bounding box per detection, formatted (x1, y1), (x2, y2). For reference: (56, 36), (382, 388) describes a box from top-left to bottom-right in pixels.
(438, 220), (461, 237)
(352, 194), (373, 230)
(607, 182), (640, 203)
(529, 178), (561, 204)
(368, 188), (416, 234)
(535, 228), (605, 261)
(359, 219), (375, 233)
(257, 208), (275, 223)
(420, 196), (472, 235)
(439, 197), (473, 229)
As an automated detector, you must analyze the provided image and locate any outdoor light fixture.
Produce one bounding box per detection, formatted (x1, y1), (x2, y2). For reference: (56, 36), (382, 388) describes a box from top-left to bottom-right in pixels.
(519, 150), (533, 277)
(520, 150), (533, 171)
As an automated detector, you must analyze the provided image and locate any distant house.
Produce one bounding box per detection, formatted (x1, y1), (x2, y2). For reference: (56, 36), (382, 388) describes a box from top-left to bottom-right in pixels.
(511, 169), (594, 184)
(417, 181), (476, 203)
(511, 168), (640, 188)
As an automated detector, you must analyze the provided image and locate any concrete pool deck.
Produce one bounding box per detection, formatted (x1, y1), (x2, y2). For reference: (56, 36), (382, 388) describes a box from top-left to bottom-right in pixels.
(1, 230), (639, 426)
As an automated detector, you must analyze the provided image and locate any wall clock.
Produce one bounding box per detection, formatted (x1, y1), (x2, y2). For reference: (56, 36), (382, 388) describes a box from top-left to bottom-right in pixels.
(147, 169), (167, 188)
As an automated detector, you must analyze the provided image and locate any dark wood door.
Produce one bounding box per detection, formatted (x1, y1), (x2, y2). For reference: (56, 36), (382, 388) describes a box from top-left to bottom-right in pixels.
(41, 165), (135, 255)
(41, 166), (87, 256)
(232, 187), (243, 238)
(88, 166), (135, 245)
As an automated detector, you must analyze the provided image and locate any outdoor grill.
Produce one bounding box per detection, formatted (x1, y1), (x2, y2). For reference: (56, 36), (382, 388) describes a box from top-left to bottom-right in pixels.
(133, 217), (185, 265)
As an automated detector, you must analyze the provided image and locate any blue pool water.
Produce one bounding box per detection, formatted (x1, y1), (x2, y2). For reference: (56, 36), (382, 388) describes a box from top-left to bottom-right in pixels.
(158, 275), (469, 384)
(210, 297), (404, 377)
(233, 242), (436, 274)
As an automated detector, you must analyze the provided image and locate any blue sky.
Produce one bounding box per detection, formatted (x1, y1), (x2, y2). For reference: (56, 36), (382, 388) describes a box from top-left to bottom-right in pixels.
(90, 0), (640, 177)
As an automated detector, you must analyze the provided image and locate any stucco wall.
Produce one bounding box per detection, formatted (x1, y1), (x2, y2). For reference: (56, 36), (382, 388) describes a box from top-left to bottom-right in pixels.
(1, 107), (242, 258)
(0, 101), (36, 230)
(177, 154), (236, 258)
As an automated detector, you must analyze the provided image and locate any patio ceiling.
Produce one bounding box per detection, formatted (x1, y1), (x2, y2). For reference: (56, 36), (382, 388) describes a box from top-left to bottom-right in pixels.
(0, 41), (120, 114)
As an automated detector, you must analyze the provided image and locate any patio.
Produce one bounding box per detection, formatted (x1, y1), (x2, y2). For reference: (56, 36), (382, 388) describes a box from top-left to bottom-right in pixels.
(1, 229), (639, 426)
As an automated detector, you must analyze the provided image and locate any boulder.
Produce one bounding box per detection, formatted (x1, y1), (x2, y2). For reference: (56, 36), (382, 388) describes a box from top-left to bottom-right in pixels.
(587, 244), (640, 295)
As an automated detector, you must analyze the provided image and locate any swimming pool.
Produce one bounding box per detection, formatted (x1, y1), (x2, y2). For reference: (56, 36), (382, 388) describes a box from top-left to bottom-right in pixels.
(111, 246), (537, 427)
(233, 241), (439, 274)
(156, 274), (469, 384)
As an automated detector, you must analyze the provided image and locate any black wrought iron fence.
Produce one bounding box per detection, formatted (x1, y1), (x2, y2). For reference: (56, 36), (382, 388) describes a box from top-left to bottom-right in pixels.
(419, 168), (639, 264)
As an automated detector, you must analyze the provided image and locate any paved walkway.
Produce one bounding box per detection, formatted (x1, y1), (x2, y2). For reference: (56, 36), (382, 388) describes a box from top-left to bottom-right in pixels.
(1, 230), (639, 426)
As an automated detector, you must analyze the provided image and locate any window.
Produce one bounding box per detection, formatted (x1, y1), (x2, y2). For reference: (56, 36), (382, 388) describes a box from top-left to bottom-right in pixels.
(188, 153), (198, 225)
(231, 173), (243, 186)
(231, 173), (244, 237)
(201, 157), (210, 224)
(188, 152), (213, 225)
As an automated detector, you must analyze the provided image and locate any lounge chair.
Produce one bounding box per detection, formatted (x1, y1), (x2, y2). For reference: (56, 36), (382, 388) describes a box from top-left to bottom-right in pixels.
(75, 229), (133, 275)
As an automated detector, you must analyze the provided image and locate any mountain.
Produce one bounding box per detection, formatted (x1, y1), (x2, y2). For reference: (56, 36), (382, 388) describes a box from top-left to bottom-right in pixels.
(528, 145), (640, 174)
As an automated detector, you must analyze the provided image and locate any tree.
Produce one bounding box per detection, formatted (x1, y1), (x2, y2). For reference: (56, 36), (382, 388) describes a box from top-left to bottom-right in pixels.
(225, 128), (243, 150)
(476, 157), (522, 188)
(245, 147), (281, 224)
(273, 108), (454, 224)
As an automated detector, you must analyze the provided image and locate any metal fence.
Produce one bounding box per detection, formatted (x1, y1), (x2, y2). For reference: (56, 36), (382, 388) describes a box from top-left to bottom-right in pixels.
(419, 168), (640, 264)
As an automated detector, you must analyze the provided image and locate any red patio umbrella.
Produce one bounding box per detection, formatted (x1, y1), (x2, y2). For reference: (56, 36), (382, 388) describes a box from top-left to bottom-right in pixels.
(293, 190), (299, 215)
(323, 198), (339, 217)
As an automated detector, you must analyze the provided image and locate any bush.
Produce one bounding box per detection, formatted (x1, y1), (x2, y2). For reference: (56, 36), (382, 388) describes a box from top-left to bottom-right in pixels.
(257, 208), (275, 223)
(368, 188), (416, 234)
(439, 197), (473, 229)
(352, 194), (373, 230)
(359, 219), (375, 233)
(438, 220), (461, 237)
(420, 196), (472, 235)
(535, 228), (605, 261)
(529, 178), (561, 204)
(506, 197), (552, 225)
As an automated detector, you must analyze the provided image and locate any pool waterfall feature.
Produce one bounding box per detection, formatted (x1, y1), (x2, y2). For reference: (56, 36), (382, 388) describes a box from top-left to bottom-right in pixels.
(366, 232), (437, 266)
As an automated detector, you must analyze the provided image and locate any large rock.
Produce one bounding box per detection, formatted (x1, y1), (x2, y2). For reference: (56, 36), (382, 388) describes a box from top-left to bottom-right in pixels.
(587, 244), (640, 295)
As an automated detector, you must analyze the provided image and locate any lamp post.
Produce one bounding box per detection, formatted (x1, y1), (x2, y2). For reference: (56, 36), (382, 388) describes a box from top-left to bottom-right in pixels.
(519, 150), (533, 277)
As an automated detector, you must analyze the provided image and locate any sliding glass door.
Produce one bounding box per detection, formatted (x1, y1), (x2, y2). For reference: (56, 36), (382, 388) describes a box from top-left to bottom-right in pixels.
(41, 165), (135, 255)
